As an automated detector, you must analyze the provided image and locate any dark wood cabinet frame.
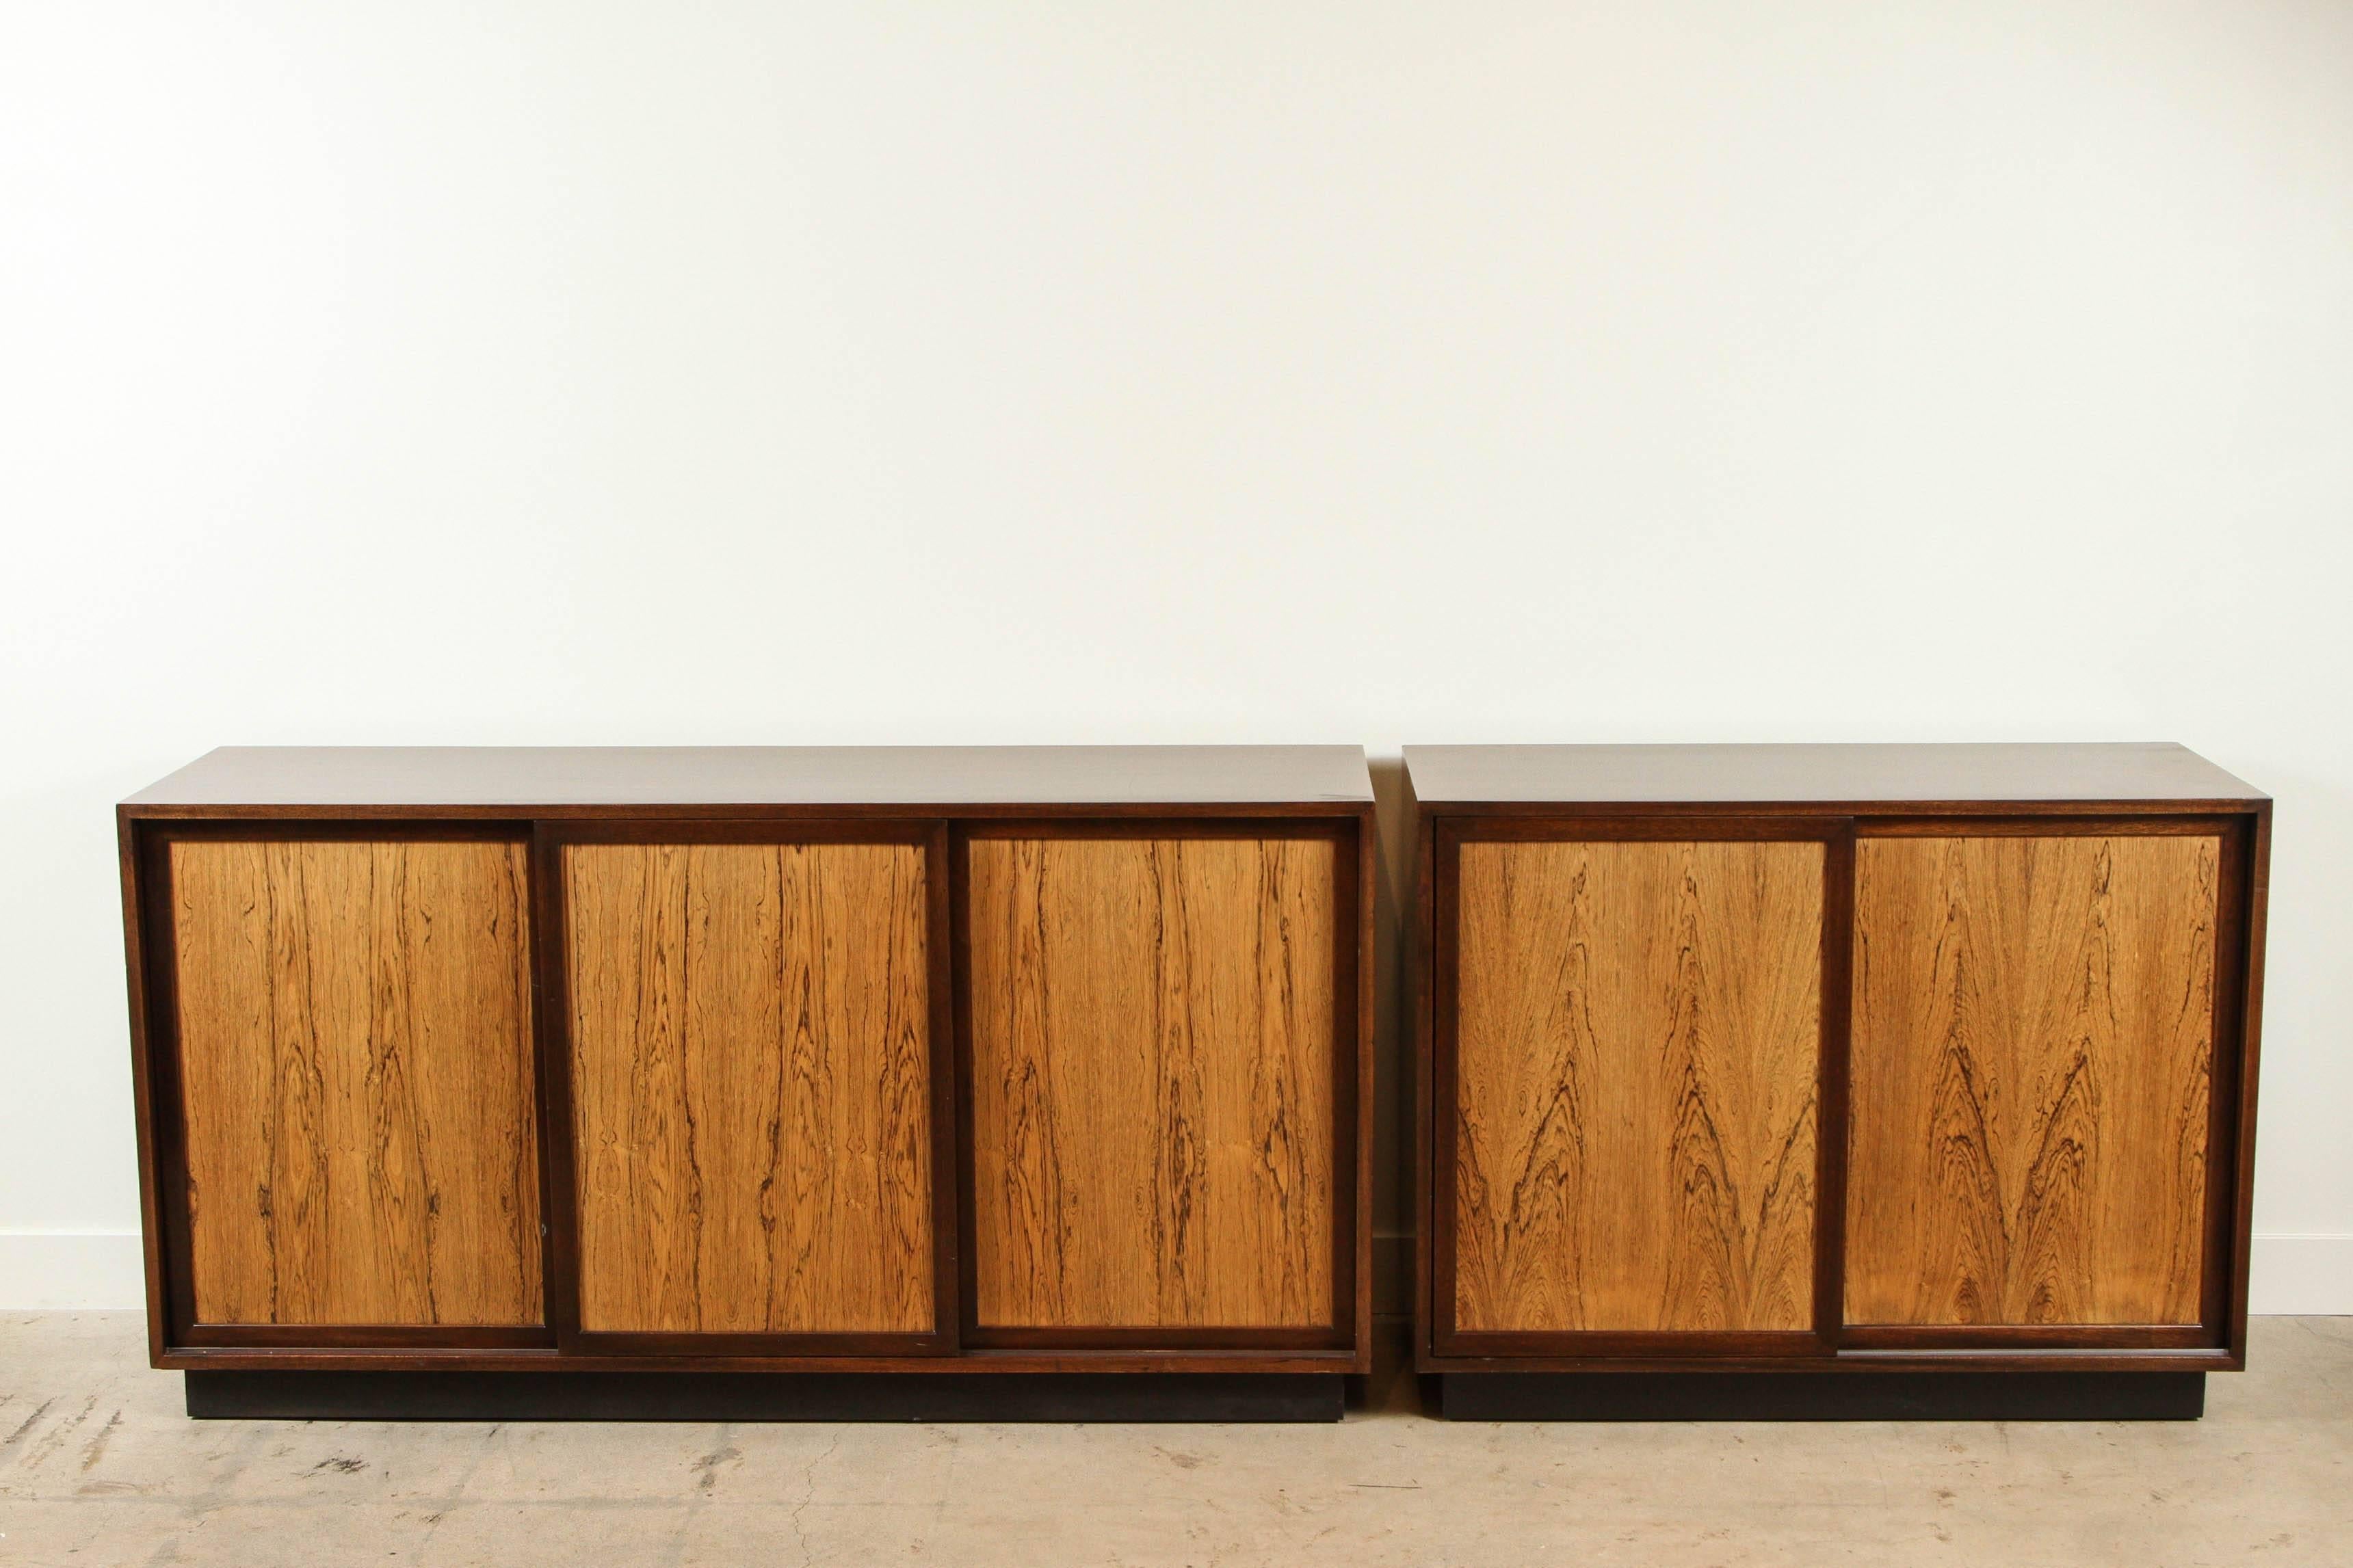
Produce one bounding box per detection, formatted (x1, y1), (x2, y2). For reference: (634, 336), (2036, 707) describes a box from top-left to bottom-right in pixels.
(1412, 793), (2270, 1379)
(120, 775), (1377, 1379)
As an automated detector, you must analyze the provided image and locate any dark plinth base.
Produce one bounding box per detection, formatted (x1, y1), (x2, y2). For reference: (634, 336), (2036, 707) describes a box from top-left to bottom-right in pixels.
(1434, 1371), (2205, 1422)
(186, 1370), (1344, 1423)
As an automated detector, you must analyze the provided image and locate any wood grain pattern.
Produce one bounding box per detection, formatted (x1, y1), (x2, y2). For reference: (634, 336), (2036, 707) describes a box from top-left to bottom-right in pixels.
(1847, 834), (2220, 1327)
(1451, 839), (1823, 1333)
(564, 840), (934, 1335)
(170, 839), (542, 1326)
(968, 835), (1337, 1329)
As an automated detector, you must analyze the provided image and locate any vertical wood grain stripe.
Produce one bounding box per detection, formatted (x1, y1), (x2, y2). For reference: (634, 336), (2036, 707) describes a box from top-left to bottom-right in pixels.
(564, 840), (934, 1335)
(967, 836), (1337, 1329)
(1451, 839), (1822, 1333)
(1846, 834), (2219, 1327)
(171, 839), (542, 1326)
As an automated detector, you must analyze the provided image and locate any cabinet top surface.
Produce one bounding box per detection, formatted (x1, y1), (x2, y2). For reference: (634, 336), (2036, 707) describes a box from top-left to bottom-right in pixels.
(1403, 743), (2266, 806)
(124, 746), (1375, 808)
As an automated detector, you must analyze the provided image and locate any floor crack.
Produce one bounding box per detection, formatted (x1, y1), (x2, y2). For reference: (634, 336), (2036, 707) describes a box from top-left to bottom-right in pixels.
(789, 1433), (841, 1567)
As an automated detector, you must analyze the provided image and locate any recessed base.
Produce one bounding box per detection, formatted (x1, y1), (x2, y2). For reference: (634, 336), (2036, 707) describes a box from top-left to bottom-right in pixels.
(1434, 1370), (2205, 1422)
(184, 1370), (1345, 1423)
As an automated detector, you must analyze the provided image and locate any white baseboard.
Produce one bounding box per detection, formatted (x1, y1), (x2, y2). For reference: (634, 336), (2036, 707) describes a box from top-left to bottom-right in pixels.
(4, 1230), (2349, 1314)
(0, 1232), (146, 1310)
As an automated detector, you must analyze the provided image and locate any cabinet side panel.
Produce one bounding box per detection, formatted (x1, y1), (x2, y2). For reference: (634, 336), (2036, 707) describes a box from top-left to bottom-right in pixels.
(172, 838), (542, 1326)
(967, 836), (1337, 1329)
(1451, 839), (1821, 1333)
(1847, 834), (2218, 1327)
(565, 841), (934, 1334)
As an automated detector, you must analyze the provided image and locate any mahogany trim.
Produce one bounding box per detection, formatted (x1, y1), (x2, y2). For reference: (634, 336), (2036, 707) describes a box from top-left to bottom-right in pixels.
(1407, 799), (2267, 821)
(155, 1345), (1362, 1374)
(1443, 1331), (1819, 1359)
(118, 812), (169, 1367)
(120, 801), (1371, 823)
(1428, 818), (1462, 1361)
(1853, 814), (2239, 838)
(1839, 1325), (2213, 1351)
(174, 1325), (552, 1351)
(2228, 804), (2272, 1365)
(529, 823), (582, 1356)
(1418, 1349), (2239, 1376)
(1351, 802), (1378, 1364)
(957, 1327), (1351, 1352)
(1814, 823), (1856, 1353)
(1410, 800), (1438, 1366)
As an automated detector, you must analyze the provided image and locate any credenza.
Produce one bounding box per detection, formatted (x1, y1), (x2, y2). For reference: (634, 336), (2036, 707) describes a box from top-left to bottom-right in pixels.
(1407, 743), (2267, 1420)
(120, 747), (1373, 1420)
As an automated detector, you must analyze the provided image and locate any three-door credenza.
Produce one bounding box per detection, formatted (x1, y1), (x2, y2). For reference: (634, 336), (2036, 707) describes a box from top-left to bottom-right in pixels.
(120, 747), (1374, 1420)
(1408, 743), (2267, 1420)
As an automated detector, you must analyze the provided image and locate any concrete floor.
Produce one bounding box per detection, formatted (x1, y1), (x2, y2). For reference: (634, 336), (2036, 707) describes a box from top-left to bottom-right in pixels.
(1, 1315), (2347, 1567)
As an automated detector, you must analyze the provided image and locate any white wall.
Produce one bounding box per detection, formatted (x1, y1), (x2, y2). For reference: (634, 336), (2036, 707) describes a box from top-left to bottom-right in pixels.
(3, 1), (2348, 1312)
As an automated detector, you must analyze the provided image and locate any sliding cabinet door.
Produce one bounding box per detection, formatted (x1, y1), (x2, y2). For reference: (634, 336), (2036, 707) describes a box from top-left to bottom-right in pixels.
(158, 829), (545, 1346)
(961, 824), (1355, 1348)
(1846, 824), (2231, 1342)
(1434, 822), (1836, 1357)
(552, 824), (953, 1353)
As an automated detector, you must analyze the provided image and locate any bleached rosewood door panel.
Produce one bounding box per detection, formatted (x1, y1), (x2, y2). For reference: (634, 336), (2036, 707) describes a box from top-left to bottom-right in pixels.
(168, 837), (542, 1328)
(965, 831), (1341, 1333)
(1846, 832), (2221, 1328)
(562, 836), (938, 1338)
(1447, 836), (1824, 1338)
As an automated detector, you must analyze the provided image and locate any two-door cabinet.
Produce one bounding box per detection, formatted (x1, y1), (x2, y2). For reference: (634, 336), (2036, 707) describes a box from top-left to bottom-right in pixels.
(1408, 743), (2267, 1420)
(120, 747), (1374, 1420)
